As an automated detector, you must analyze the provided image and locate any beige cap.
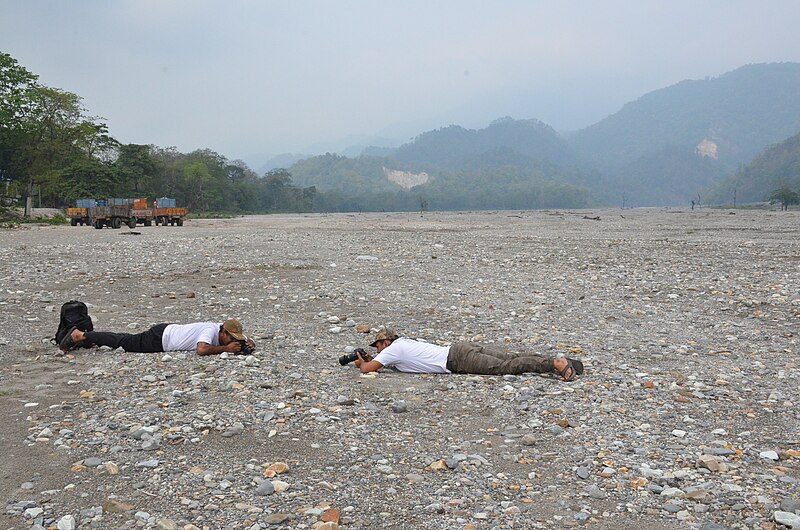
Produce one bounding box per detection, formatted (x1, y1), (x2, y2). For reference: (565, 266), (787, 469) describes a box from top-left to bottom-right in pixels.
(223, 319), (245, 340)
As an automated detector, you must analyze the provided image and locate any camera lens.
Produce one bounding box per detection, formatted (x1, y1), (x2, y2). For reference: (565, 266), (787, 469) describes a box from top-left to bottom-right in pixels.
(338, 352), (359, 365)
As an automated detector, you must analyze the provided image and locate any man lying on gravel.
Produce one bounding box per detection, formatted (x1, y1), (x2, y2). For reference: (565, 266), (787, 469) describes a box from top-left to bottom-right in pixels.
(59, 319), (256, 356)
(354, 329), (583, 381)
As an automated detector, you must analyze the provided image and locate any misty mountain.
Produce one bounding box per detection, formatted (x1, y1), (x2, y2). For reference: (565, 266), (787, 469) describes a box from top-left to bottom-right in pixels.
(258, 153), (313, 175)
(257, 134), (402, 175)
(289, 117), (594, 193)
(706, 130), (800, 205)
(566, 63), (800, 205)
(571, 63), (800, 171)
(288, 153), (394, 193)
(391, 117), (580, 172)
(287, 118), (595, 211)
(605, 145), (729, 207)
(286, 63), (800, 209)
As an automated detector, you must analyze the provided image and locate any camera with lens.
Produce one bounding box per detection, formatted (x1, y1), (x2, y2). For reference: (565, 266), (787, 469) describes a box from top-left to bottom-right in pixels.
(237, 339), (255, 355)
(339, 347), (369, 366)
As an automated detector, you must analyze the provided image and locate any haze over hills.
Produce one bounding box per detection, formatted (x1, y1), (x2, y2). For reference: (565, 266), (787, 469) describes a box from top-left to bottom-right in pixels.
(707, 130), (800, 205)
(278, 62), (800, 209)
(570, 62), (800, 206)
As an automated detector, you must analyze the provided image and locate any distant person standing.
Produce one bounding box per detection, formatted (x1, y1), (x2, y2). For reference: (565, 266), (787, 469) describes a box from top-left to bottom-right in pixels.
(153, 199), (158, 209)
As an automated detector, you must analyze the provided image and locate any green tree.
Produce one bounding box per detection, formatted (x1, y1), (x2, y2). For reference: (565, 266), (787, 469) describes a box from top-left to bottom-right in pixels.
(182, 161), (215, 210)
(15, 86), (87, 214)
(0, 52), (38, 201)
(1, 54), (113, 215)
(116, 144), (157, 196)
(768, 185), (800, 210)
(262, 169), (293, 210)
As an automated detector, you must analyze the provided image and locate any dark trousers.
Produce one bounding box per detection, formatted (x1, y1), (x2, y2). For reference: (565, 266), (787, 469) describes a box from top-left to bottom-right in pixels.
(84, 323), (169, 353)
(446, 342), (553, 375)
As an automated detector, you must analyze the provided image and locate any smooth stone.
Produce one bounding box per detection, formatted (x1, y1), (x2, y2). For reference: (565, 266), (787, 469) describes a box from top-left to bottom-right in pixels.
(155, 520), (178, 530)
(57, 515), (76, 530)
(774, 511), (800, 528)
(263, 513), (291, 524)
(391, 401), (408, 413)
(586, 485), (605, 499)
(781, 498), (800, 513)
(272, 480), (289, 493)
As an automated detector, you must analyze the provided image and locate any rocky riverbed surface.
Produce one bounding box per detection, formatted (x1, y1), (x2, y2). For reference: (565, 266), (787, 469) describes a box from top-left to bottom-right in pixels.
(0, 209), (797, 530)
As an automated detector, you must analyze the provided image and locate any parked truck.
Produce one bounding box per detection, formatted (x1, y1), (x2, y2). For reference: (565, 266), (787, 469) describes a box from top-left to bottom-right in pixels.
(66, 207), (91, 226)
(150, 197), (186, 226)
(67, 198), (188, 228)
(89, 204), (138, 229)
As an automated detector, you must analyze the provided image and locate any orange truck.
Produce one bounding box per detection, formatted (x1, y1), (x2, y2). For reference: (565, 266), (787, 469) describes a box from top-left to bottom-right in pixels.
(67, 198), (188, 228)
(66, 207), (91, 226)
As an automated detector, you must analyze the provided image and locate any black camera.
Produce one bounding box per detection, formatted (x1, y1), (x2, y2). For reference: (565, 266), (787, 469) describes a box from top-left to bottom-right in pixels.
(339, 347), (368, 366)
(237, 340), (255, 355)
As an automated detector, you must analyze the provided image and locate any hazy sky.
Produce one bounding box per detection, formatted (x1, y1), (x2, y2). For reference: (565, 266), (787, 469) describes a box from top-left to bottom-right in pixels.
(2, 1), (799, 168)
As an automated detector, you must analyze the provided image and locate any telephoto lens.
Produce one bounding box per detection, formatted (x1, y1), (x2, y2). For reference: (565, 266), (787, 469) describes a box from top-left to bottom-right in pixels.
(338, 348), (367, 365)
(338, 352), (360, 365)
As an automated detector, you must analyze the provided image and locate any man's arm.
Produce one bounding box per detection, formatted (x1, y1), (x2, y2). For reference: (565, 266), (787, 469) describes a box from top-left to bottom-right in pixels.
(355, 352), (384, 373)
(196, 341), (240, 356)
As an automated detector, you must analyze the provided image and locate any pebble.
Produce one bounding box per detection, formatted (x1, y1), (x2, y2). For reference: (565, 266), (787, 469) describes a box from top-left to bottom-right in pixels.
(391, 400), (408, 413)
(56, 515), (76, 530)
(781, 498), (800, 513)
(775, 511), (800, 528)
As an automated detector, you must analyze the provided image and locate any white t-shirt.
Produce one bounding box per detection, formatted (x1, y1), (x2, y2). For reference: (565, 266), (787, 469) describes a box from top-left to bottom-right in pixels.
(161, 322), (220, 352)
(373, 338), (451, 374)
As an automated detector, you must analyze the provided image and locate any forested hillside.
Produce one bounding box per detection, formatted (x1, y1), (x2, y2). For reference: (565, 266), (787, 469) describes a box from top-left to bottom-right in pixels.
(706, 131), (800, 206)
(287, 118), (596, 210)
(392, 117), (580, 172)
(571, 63), (800, 171)
(566, 63), (800, 206)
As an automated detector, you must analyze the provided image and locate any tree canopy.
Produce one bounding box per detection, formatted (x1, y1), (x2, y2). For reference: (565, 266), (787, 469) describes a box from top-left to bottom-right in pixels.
(0, 52), (318, 215)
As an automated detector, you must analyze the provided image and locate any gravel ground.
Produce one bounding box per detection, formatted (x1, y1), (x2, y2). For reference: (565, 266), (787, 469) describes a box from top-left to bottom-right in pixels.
(0, 209), (798, 530)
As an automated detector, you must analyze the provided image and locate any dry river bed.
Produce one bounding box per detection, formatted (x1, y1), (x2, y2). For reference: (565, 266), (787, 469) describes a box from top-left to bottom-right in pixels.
(0, 208), (797, 530)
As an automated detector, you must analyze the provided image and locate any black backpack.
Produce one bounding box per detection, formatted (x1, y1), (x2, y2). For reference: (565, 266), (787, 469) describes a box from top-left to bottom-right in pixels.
(54, 300), (94, 345)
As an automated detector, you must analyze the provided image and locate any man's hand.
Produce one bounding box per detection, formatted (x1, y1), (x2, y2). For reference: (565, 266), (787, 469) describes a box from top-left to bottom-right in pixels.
(356, 351), (383, 373)
(197, 341), (247, 356)
(354, 350), (373, 367)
